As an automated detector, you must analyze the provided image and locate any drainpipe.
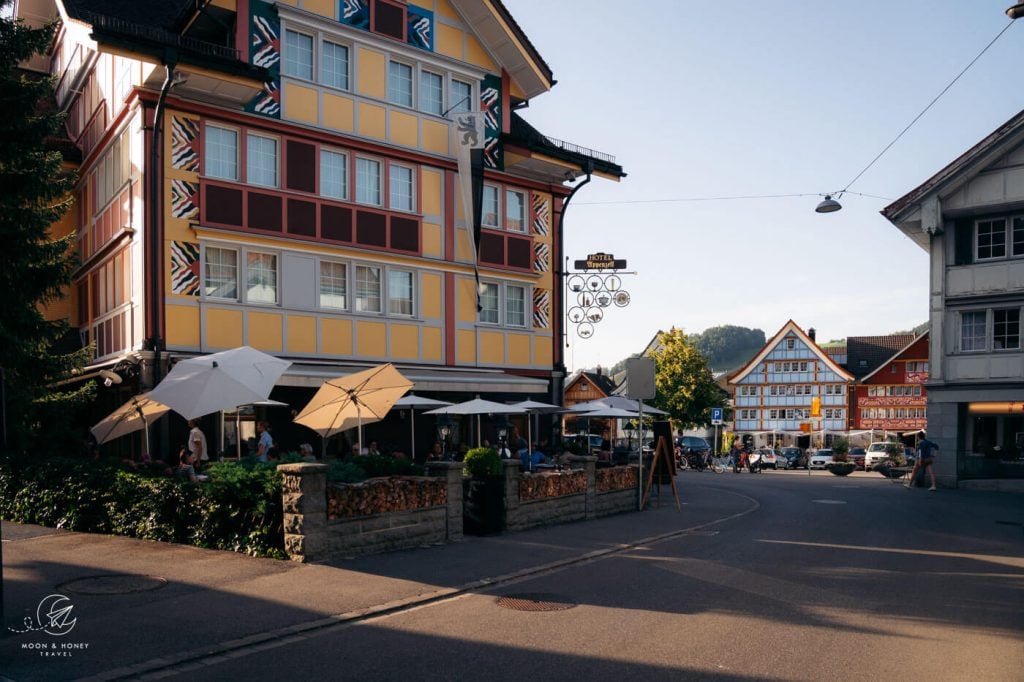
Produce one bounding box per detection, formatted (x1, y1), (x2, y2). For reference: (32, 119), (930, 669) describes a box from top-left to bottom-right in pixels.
(148, 52), (179, 388)
(551, 161), (592, 441)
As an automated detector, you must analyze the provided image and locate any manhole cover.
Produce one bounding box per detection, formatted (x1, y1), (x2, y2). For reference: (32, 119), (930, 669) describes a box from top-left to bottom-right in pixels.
(58, 575), (168, 595)
(811, 499), (847, 505)
(496, 593), (577, 612)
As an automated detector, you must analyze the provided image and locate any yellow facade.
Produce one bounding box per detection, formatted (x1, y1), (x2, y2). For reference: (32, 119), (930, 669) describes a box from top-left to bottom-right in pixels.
(301, 0), (334, 19)
(206, 308), (244, 348)
(456, 277), (476, 323)
(356, 47), (386, 100)
(247, 311), (284, 351)
(422, 222), (442, 258)
(323, 92), (355, 132)
(422, 119), (449, 155)
(322, 318), (353, 355)
(390, 323), (419, 359)
(456, 329), (476, 363)
(479, 330), (504, 364)
(421, 168), (442, 216)
(422, 326), (442, 361)
(358, 102), (386, 139)
(389, 110), (419, 148)
(420, 272), (442, 318)
(166, 305), (200, 347)
(534, 336), (553, 367)
(465, 35), (496, 72)
(435, 22), (463, 61)
(287, 315), (317, 353)
(508, 333), (531, 365)
(284, 82), (318, 125)
(355, 320), (386, 356)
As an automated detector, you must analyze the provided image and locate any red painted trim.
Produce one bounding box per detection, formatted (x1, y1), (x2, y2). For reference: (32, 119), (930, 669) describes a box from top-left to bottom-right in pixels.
(444, 170), (455, 262)
(500, 70), (511, 136)
(444, 271), (455, 366)
(552, 194), (564, 368)
(236, 0), (250, 63)
(142, 107), (156, 343)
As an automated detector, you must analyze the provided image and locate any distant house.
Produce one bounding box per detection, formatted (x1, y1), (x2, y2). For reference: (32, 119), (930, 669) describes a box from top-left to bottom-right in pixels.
(563, 368), (617, 435)
(729, 321), (853, 448)
(883, 109), (1024, 487)
(851, 333), (929, 439)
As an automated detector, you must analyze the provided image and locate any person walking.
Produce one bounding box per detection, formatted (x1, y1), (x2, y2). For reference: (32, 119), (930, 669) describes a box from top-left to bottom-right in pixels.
(730, 440), (744, 474)
(905, 432), (938, 490)
(187, 419), (208, 471)
(256, 420), (273, 463)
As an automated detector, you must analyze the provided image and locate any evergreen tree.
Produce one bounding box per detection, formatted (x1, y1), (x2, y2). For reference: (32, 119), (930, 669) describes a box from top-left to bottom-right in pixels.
(648, 329), (721, 429)
(0, 1), (92, 453)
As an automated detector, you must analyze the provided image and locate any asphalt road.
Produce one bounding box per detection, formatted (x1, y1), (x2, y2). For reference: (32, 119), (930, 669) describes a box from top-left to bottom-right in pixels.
(2, 470), (1022, 681)
(175, 472), (1024, 681)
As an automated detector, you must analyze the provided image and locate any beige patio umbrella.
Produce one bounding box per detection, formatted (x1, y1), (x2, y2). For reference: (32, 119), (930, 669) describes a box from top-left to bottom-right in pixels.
(293, 363), (413, 449)
(90, 393), (170, 455)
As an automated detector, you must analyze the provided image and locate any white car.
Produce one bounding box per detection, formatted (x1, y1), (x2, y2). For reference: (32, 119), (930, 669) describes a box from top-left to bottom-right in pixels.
(864, 442), (892, 470)
(808, 449), (834, 470)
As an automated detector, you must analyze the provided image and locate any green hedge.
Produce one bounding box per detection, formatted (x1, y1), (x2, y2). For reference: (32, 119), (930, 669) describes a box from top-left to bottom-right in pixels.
(0, 454), (286, 558)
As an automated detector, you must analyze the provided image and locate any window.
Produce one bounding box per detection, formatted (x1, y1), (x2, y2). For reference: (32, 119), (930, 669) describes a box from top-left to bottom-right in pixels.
(387, 270), (413, 316)
(319, 261), (347, 309)
(1014, 217), (1024, 256)
(388, 61), (412, 107)
(419, 70), (443, 115)
(321, 40), (349, 90)
(482, 184), (499, 227)
(976, 218), (1007, 260)
(960, 310), (987, 352)
(786, 338), (795, 349)
(506, 285), (525, 326)
(389, 164), (414, 211)
(247, 134), (278, 187)
(283, 30), (313, 80)
(739, 409), (757, 420)
(739, 386), (757, 396)
(506, 190), (525, 232)
(205, 126), (238, 181)
(356, 158), (381, 205)
(355, 265), (381, 312)
(906, 361), (929, 373)
(246, 252), (277, 304)
(320, 149), (348, 200)
(204, 246), (237, 299)
(450, 79), (472, 114)
(993, 308), (1020, 350)
(479, 282), (498, 324)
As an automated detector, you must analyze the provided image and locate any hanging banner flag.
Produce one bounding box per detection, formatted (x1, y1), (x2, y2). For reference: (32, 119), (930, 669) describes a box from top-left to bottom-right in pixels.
(452, 111), (486, 308)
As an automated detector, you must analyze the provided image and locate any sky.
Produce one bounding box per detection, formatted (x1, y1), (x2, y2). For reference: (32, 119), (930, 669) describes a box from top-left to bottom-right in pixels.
(505, 0), (1024, 373)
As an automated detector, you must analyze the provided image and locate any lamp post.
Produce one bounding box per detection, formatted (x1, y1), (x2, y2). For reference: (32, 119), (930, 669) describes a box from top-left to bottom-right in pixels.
(436, 415), (454, 461)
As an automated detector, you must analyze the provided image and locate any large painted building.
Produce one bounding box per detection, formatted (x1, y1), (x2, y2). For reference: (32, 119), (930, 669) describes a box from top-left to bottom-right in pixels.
(20, 0), (624, 454)
(729, 321), (854, 448)
(884, 109), (1024, 487)
(850, 333), (929, 441)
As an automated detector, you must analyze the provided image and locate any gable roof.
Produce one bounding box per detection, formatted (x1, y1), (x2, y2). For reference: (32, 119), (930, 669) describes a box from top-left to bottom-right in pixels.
(846, 333), (918, 380)
(859, 332), (929, 383)
(566, 369), (617, 397)
(729, 320), (854, 384)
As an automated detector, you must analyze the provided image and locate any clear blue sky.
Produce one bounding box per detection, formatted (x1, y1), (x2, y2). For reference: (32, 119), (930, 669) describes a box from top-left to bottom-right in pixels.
(508, 0), (1023, 371)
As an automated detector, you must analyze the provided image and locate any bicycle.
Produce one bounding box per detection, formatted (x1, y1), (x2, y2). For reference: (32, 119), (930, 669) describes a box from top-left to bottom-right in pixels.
(709, 455), (727, 474)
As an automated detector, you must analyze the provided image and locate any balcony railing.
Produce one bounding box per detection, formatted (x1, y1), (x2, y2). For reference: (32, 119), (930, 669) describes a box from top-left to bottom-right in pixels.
(540, 135), (616, 165)
(81, 12), (239, 62)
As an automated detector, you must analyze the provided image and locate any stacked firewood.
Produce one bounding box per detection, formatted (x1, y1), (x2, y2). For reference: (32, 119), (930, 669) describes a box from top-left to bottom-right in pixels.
(519, 470), (587, 501)
(327, 477), (447, 519)
(596, 466), (637, 493)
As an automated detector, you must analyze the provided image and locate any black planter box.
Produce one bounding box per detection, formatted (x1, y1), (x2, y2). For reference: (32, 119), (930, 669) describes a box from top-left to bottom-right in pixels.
(463, 476), (506, 536)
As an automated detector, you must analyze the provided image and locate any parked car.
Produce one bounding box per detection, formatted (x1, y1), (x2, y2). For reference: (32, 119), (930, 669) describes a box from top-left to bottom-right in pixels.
(809, 449), (834, 470)
(849, 447), (867, 470)
(775, 450), (790, 470)
(675, 436), (711, 457)
(756, 448), (780, 469)
(781, 447), (806, 469)
(864, 442), (893, 470)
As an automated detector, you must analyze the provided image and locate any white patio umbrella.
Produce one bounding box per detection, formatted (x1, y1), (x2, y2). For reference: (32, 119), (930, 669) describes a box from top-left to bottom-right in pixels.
(510, 399), (565, 458)
(393, 394), (452, 458)
(568, 396), (668, 415)
(294, 363), (413, 448)
(90, 392), (169, 455)
(424, 397), (527, 447)
(576, 406), (640, 455)
(171, 346), (291, 397)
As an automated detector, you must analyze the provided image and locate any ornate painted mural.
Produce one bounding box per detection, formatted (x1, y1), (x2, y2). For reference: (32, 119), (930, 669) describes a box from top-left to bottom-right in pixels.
(481, 74), (502, 170)
(248, 0), (281, 118)
(338, 0), (434, 52)
(170, 241), (200, 296)
(533, 289), (550, 330)
(532, 193), (550, 236)
(170, 115), (199, 171)
(170, 179), (199, 220)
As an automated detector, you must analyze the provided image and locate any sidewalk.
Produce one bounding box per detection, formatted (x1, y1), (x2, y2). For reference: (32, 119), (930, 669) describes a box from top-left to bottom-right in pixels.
(1, 481), (755, 681)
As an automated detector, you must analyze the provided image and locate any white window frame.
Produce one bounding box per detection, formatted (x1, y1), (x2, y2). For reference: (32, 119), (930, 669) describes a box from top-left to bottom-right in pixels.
(321, 39), (350, 90)
(959, 310), (988, 353)
(387, 60), (413, 108)
(388, 163), (415, 212)
(246, 133), (279, 188)
(246, 251), (278, 305)
(482, 184), (499, 227)
(320, 148), (348, 200)
(505, 189), (526, 232)
(449, 78), (472, 114)
(355, 264), (382, 313)
(205, 124), (239, 181)
(478, 281), (499, 324)
(203, 245), (238, 300)
(993, 307), (1021, 351)
(283, 29), (314, 81)
(355, 157), (382, 206)
(319, 260), (347, 310)
(419, 69), (443, 115)
(387, 269), (414, 316)
(506, 284), (526, 327)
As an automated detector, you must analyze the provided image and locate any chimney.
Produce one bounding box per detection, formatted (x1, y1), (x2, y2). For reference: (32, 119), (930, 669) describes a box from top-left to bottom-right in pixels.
(808, 328), (816, 342)
(595, 365), (603, 376)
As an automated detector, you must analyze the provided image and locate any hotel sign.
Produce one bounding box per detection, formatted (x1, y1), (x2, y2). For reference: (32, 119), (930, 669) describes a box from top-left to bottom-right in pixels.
(575, 252), (627, 270)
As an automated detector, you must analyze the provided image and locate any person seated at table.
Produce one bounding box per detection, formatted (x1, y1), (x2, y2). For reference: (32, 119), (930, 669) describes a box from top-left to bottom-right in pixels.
(366, 441), (382, 456)
(425, 441), (444, 462)
(299, 443), (316, 462)
(177, 447), (197, 482)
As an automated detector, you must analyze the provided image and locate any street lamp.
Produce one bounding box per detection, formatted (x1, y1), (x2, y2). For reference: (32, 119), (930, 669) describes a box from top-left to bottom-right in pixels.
(435, 415), (454, 461)
(815, 195), (842, 213)
(1007, 3), (1024, 19)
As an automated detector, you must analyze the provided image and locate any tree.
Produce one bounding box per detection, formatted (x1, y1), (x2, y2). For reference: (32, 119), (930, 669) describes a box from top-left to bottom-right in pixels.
(690, 325), (766, 371)
(648, 329), (721, 430)
(0, 2), (92, 452)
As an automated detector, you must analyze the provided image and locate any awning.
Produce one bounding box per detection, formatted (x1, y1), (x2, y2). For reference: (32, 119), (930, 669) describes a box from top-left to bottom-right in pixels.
(278, 363), (548, 394)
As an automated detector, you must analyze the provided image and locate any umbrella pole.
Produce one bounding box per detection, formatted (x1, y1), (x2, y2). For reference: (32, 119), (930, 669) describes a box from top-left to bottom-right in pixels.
(527, 413), (533, 471)
(410, 409), (416, 460)
(357, 403), (363, 454)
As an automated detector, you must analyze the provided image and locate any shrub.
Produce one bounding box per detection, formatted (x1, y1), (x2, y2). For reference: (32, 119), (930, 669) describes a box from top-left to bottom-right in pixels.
(463, 446), (502, 478)
(831, 437), (850, 463)
(884, 442), (906, 466)
(328, 459), (368, 483)
(352, 454), (424, 478)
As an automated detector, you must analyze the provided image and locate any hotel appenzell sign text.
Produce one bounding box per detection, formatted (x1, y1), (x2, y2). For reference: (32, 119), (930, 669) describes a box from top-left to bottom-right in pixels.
(575, 253), (627, 270)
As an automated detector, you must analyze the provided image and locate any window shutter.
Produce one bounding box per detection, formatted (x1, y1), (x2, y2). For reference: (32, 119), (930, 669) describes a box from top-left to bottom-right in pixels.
(953, 218), (973, 265)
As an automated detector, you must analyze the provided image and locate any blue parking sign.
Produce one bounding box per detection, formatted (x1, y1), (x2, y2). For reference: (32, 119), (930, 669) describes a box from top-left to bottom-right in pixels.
(711, 407), (723, 424)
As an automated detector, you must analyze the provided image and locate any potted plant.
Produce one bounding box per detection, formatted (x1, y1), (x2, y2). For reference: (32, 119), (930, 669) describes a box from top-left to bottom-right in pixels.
(828, 437), (855, 476)
(876, 442), (907, 479)
(462, 447), (505, 535)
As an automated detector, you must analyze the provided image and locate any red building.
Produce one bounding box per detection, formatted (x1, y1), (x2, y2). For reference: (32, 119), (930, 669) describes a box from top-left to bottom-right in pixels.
(852, 333), (929, 438)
